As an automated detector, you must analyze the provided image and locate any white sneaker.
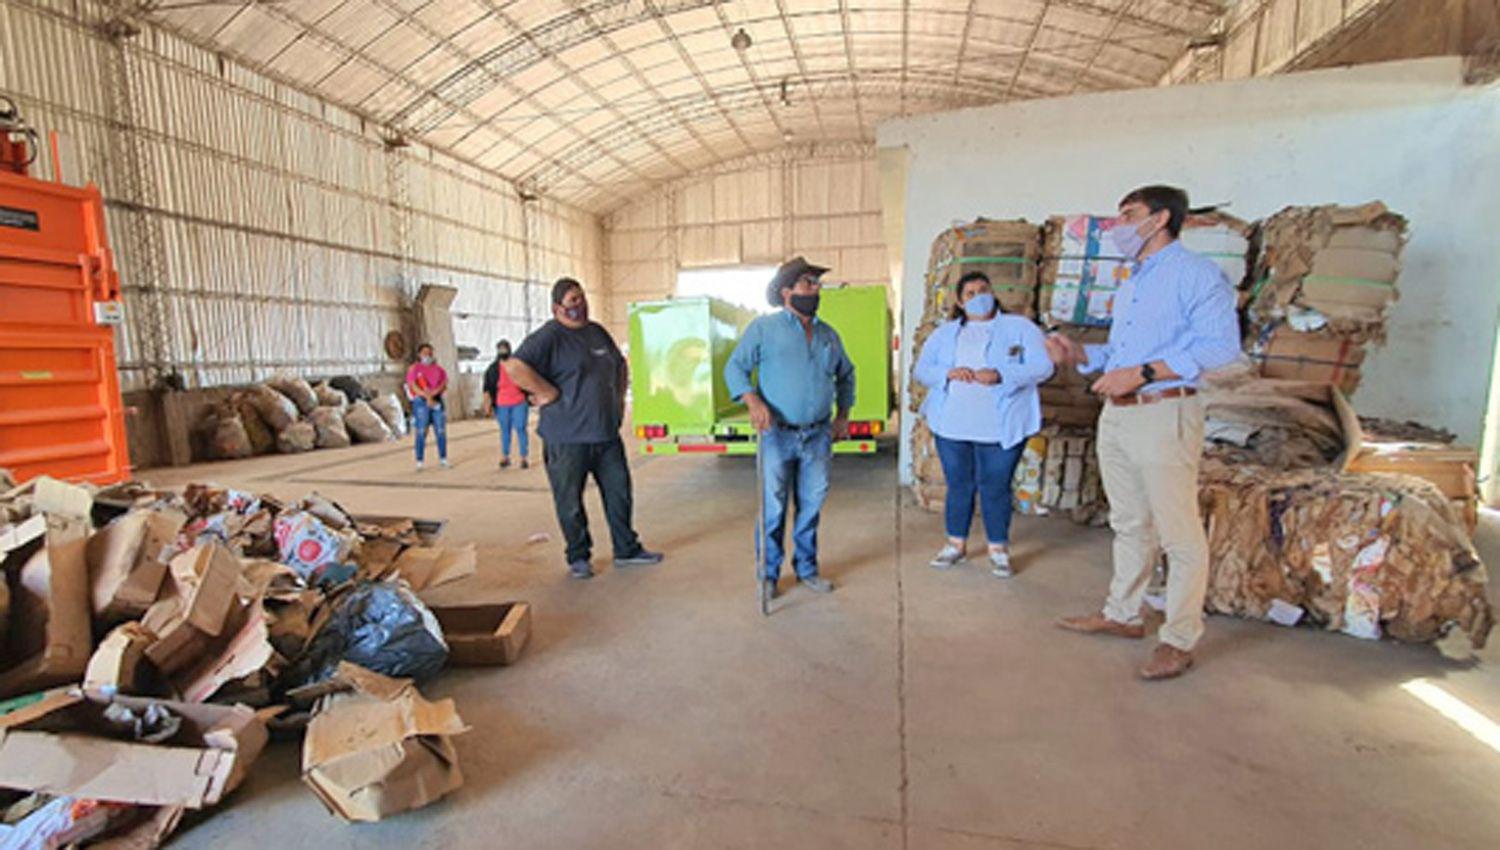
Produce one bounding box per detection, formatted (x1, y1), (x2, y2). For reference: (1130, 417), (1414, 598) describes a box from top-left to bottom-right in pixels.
(415, 461), (424, 471)
(929, 544), (965, 569)
(989, 547), (1013, 578)
(439, 458), (450, 468)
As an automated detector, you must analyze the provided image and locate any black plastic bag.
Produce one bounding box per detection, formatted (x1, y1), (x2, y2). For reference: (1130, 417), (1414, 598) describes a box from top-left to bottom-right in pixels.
(291, 581), (448, 685)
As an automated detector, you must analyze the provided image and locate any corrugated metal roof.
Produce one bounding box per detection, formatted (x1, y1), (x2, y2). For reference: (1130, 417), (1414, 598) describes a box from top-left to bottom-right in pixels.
(141, 0), (1225, 213)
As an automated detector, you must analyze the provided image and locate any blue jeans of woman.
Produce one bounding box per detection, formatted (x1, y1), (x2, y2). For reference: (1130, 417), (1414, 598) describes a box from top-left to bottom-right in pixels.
(411, 397), (447, 462)
(756, 424), (832, 582)
(933, 434), (1024, 545)
(494, 402), (529, 457)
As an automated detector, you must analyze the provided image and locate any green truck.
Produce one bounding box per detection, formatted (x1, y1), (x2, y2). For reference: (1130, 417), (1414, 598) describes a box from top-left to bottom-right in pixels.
(628, 285), (892, 456)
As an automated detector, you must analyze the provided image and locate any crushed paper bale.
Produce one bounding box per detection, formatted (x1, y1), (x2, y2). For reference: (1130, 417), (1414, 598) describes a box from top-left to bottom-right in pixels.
(1199, 460), (1491, 649)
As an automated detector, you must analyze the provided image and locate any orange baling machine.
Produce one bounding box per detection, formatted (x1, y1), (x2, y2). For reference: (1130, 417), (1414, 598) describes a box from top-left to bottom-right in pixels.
(0, 96), (131, 484)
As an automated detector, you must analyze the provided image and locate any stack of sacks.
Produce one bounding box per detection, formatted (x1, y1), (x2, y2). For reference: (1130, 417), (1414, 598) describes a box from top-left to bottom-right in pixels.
(1243, 202), (1407, 395)
(194, 377), (382, 461)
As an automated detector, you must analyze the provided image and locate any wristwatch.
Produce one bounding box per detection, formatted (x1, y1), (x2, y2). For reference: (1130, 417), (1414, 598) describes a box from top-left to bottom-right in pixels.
(1139, 362), (1157, 384)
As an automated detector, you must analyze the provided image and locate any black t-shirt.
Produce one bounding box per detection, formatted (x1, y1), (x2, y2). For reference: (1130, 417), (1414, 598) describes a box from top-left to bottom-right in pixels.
(513, 320), (625, 444)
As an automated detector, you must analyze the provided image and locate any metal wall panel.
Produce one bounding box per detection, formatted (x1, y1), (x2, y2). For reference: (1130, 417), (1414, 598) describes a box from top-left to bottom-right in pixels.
(600, 147), (890, 339)
(2, 0), (603, 391)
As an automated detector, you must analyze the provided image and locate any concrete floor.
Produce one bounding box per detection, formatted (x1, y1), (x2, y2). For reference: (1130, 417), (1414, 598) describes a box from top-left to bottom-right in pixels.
(143, 420), (1500, 850)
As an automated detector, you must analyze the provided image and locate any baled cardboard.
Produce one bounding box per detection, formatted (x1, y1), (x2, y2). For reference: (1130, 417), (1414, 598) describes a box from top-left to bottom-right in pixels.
(301, 663), (467, 822)
(430, 602), (531, 666)
(1250, 329), (1365, 394)
(0, 516), (94, 699)
(0, 690), (268, 809)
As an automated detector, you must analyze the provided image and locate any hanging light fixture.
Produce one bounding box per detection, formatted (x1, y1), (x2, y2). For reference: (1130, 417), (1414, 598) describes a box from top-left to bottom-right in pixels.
(731, 27), (752, 52)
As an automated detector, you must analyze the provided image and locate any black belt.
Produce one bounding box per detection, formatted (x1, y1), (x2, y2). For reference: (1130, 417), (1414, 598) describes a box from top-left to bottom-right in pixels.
(777, 420), (829, 432)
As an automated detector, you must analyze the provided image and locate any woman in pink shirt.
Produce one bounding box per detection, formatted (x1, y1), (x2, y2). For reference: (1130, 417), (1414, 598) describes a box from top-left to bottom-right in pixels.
(405, 343), (449, 470)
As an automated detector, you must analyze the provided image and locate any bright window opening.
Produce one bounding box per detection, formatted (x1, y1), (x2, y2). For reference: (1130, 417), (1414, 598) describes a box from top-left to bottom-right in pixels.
(676, 265), (778, 314)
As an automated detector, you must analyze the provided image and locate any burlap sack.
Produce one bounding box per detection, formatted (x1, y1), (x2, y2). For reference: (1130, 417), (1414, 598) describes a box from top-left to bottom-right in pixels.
(277, 421), (318, 454)
(310, 406), (351, 449)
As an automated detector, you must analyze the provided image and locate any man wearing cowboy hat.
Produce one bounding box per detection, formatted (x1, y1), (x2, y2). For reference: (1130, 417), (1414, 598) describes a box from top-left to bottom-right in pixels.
(726, 257), (856, 607)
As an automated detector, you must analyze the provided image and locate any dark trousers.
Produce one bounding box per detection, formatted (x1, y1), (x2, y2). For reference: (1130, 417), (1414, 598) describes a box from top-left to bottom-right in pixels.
(543, 438), (642, 564)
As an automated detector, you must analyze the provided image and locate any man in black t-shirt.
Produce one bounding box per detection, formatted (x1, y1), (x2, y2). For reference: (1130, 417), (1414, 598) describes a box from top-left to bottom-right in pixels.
(506, 278), (663, 579)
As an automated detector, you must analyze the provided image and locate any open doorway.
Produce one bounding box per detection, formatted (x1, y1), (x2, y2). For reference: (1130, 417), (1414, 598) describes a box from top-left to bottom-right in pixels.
(675, 265), (778, 313)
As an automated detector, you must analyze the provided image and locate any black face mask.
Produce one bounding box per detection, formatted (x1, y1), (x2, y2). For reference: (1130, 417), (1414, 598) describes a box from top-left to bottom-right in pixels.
(789, 293), (820, 316)
(497, 350), (511, 360)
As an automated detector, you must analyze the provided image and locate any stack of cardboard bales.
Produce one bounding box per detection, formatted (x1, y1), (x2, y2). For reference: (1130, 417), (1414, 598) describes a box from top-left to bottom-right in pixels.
(908, 219), (1042, 512)
(0, 474), (530, 846)
(1243, 202), (1407, 395)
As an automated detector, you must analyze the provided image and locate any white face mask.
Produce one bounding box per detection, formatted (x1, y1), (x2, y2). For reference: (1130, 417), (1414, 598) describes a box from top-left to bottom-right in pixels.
(1109, 216), (1158, 260)
(420, 355), (434, 365)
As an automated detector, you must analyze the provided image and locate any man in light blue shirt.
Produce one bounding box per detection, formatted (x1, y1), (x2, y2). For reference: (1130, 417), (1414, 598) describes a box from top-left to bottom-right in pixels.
(726, 257), (855, 610)
(1049, 185), (1240, 681)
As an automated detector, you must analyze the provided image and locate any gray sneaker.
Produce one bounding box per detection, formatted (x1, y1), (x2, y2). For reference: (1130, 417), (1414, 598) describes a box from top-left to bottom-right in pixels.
(799, 575), (834, 593)
(989, 548), (1013, 578)
(568, 559), (594, 580)
(614, 549), (664, 568)
(929, 544), (965, 569)
(760, 579), (777, 615)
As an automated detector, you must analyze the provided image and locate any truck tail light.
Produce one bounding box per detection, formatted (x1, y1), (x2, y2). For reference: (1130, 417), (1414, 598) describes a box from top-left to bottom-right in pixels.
(635, 424), (669, 439)
(847, 421), (882, 438)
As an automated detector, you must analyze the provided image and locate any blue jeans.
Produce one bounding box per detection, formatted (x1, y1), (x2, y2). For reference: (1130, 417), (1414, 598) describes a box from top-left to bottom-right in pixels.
(494, 402), (529, 457)
(934, 435), (1024, 545)
(412, 397), (447, 462)
(756, 425), (832, 581)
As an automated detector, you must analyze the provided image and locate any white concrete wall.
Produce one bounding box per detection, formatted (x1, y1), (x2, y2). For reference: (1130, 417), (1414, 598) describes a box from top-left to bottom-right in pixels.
(878, 57), (1500, 485)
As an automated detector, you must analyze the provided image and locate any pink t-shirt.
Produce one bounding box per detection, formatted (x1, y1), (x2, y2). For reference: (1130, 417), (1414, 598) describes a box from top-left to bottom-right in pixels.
(405, 362), (447, 398)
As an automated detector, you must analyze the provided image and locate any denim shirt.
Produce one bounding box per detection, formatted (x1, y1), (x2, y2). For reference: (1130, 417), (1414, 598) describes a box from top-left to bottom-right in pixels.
(914, 313), (1054, 449)
(1080, 240), (1240, 390)
(725, 309), (856, 427)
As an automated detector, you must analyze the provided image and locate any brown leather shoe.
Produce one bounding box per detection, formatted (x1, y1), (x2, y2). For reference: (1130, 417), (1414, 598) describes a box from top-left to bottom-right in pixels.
(1056, 613), (1146, 639)
(1139, 644), (1194, 680)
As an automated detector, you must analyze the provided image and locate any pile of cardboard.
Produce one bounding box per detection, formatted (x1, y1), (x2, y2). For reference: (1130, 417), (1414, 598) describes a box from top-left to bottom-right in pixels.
(1243, 203), (1407, 394)
(1198, 379), (1491, 649)
(1347, 421), (1481, 534)
(1199, 459), (1490, 649)
(0, 474), (532, 846)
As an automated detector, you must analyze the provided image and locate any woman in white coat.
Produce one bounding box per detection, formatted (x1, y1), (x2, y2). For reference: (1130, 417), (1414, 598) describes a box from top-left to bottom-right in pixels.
(914, 271), (1054, 575)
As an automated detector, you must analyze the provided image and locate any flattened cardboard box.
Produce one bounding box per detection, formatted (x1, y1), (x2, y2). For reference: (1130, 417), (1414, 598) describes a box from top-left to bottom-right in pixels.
(0, 516), (93, 699)
(302, 663), (468, 822)
(142, 543), (244, 675)
(86, 508), (186, 622)
(0, 689), (268, 808)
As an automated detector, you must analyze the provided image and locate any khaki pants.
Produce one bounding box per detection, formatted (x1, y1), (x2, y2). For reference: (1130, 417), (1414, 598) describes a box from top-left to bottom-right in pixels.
(1096, 395), (1209, 651)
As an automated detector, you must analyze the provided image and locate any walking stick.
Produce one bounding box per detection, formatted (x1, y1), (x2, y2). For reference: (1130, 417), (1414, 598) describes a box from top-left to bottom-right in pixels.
(757, 433), (771, 617)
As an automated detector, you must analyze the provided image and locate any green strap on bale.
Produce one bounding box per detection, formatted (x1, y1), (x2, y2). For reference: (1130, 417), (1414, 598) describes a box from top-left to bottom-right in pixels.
(1248, 272), (1394, 304)
(1302, 274), (1397, 289)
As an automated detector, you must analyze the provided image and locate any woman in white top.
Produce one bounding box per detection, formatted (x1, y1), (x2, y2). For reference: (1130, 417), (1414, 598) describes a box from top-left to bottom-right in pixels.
(913, 271), (1054, 575)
